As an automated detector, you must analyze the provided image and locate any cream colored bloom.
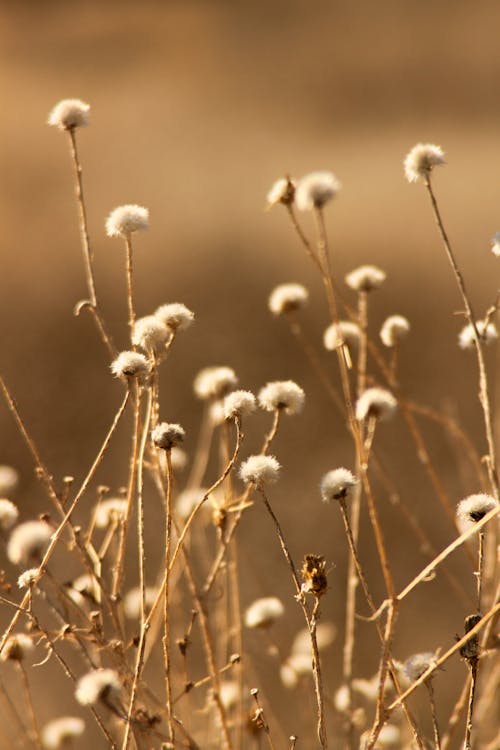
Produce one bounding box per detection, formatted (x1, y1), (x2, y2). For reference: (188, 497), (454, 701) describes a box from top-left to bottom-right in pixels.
(48, 99), (90, 130)
(404, 143), (445, 183)
(106, 205), (149, 237)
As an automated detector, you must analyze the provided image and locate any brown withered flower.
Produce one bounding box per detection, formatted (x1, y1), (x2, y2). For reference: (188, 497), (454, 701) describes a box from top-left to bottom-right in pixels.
(301, 554), (328, 597)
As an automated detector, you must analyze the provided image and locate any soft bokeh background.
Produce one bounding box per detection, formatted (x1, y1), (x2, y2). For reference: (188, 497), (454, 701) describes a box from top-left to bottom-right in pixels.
(1, 1), (499, 747)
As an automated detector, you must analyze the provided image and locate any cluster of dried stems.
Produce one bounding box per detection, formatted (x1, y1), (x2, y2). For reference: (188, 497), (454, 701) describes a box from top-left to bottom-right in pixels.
(0, 109), (498, 750)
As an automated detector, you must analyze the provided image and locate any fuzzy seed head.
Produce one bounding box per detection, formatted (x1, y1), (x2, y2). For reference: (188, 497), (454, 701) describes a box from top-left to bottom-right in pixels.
(219, 681), (239, 710)
(7, 520), (52, 565)
(281, 652), (313, 687)
(175, 488), (208, 520)
(94, 498), (128, 529)
(345, 265), (386, 293)
(194, 366), (238, 400)
(48, 99), (90, 130)
(18, 568), (40, 589)
(0, 498), (19, 530)
(155, 303), (194, 332)
(323, 321), (361, 352)
(132, 316), (170, 353)
(239, 455), (281, 486)
(458, 320), (498, 350)
(42, 717), (85, 749)
(223, 390), (257, 420)
(123, 586), (157, 619)
(170, 447), (188, 471)
(152, 422), (185, 450)
(0, 633), (34, 662)
(320, 468), (357, 503)
(75, 668), (120, 706)
(403, 652), (438, 682)
(380, 315), (410, 348)
(111, 351), (150, 380)
(491, 232), (500, 258)
(404, 143), (445, 183)
(105, 205), (149, 238)
(267, 177), (296, 208)
(0, 465), (19, 496)
(355, 388), (397, 422)
(292, 622), (336, 655)
(456, 493), (498, 530)
(268, 283), (309, 316)
(295, 171), (341, 211)
(258, 380), (305, 415)
(244, 597), (285, 629)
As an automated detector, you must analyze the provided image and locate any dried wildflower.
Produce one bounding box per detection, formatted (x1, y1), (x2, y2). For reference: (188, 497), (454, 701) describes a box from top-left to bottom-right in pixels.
(0, 465), (19, 496)
(239, 455), (281, 486)
(17, 568), (39, 589)
(193, 366), (238, 400)
(380, 315), (410, 347)
(458, 320), (498, 350)
(491, 232), (500, 257)
(42, 716), (85, 749)
(345, 265), (386, 293)
(94, 498), (128, 529)
(268, 283), (309, 316)
(404, 143), (445, 183)
(292, 622), (336, 654)
(132, 315), (170, 352)
(48, 99), (90, 130)
(105, 205), (149, 238)
(459, 614), (482, 661)
(123, 586), (157, 619)
(456, 493), (498, 530)
(295, 171), (341, 211)
(75, 668), (121, 706)
(258, 380), (305, 415)
(320, 468), (357, 503)
(223, 390), (257, 419)
(152, 422), (185, 451)
(0, 498), (19, 530)
(244, 597), (285, 629)
(111, 351), (150, 380)
(155, 303), (194, 332)
(301, 554), (328, 597)
(355, 387), (397, 422)
(7, 520), (52, 565)
(266, 177), (295, 208)
(0, 633), (34, 662)
(323, 321), (361, 352)
(403, 652), (438, 682)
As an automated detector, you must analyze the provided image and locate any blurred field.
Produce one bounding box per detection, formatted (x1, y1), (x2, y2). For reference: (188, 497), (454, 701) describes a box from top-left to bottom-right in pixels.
(1, 1), (500, 746)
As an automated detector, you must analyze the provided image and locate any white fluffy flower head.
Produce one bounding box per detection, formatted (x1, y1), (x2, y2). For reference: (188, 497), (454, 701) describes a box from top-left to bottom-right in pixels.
(123, 586), (157, 619)
(320, 468), (357, 503)
(0, 633), (34, 662)
(152, 422), (185, 450)
(106, 205), (149, 238)
(111, 351), (150, 380)
(345, 265), (386, 293)
(269, 283), (309, 316)
(403, 652), (438, 682)
(491, 232), (500, 258)
(194, 366), (238, 400)
(258, 380), (305, 415)
(324, 321), (361, 352)
(239, 455), (281, 486)
(7, 521), (52, 565)
(0, 465), (19, 495)
(458, 320), (498, 350)
(18, 568), (40, 589)
(48, 99), (90, 130)
(132, 316), (170, 353)
(75, 668), (121, 706)
(356, 388), (397, 422)
(380, 315), (410, 348)
(296, 171), (341, 211)
(456, 493), (498, 530)
(244, 597), (285, 628)
(155, 303), (195, 332)
(42, 717), (85, 749)
(0, 498), (19, 530)
(404, 143), (445, 183)
(223, 390), (257, 420)
(94, 498), (128, 529)
(266, 177), (296, 208)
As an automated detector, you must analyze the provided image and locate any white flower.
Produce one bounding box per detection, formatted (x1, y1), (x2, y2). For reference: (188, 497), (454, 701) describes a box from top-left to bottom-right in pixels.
(239, 455), (281, 486)
(7, 521), (52, 565)
(403, 652), (438, 682)
(75, 669), (120, 706)
(268, 283), (309, 316)
(404, 143), (445, 183)
(323, 321), (361, 352)
(491, 232), (500, 257)
(123, 586), (157, 619)
(0, 465), (19, 496)
(458, 320), (498, 350)
(0, 633), (34, 662)
(223, 390), (257, 419)
(170, 447), (188, 471)
(345, 265), (386, 293)
(0, 498), (19, 530)
(18, 568), (40, 589)
(48, 99), (90, 130)
(193, 366), (238, 400)
(132, 316), (170, 352)
(111, 351), (150, 380)
(155, 303), (194, 332)
(355, 388), (397, 422)
(219, 681), (239, 710)
(295, 171), (341, 211)
(152, 422), (185, 450)
(380, 315), (410, 348)
(320, 468), (357, 503)
(175, 488), (208, 520)
(456, 493), (498, 530)
(94, 499), (128, 529)
(42, 717), (85, 749)
(280, 653), (313, 687)
(105, 205), (149, 238)
(244, 597), (284, 628)
(292, 622), (336, 654)
(258, 380), (305, 415)
(266, 177), (296, 208)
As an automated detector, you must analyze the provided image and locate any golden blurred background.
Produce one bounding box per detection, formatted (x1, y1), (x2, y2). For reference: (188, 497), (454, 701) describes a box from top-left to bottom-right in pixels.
(1, 1), (499, 746)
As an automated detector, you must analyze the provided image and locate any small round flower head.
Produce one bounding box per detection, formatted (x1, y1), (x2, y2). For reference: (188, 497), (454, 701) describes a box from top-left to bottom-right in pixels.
(111, 351), (150, 380)
(0, 633), (34, 662)
(491, 232), (500, 257)
(223, 390), (257, 420)
(94, 498), (128, 529)
(0, 498), (19, 530)
(323, 321), (361, 352)
(170, 446), (188, 471)
(456, 493), (498, 530)
(193, 366), (238, 400)
(47, 99), (90, 130)
(373, 725), (401, 749)
(175, 488), (208, 520)
(355, 388), (397, 422)
(155, 303), (195, 332)
(320, 468), (357, 503)
(75, 668), (120, 706)
(292, 622), (336, 655)
(268, 283), (309, 316)
(458, 320), (498, 350)
(0, 465), (19, 496)
(404, 143), (445, 183)
(380, 315), (411, 348)
(7, 520), (52, 565)
(105, 205), (149, 238)
(258, 380), (305, 415)
(239, 455), (281, 486)
(132, 316), (170, 353)
(266, 176), (296, 208)
(152, 422), (185, 451)
(345, 265), (386, 293)
(18, 568), (40, 589)
(123, 586), (157, 619)
(281, 652), (313, 688)
(244, 597), (285, 629)
(42, 717), (85, 749)
(295, 171), (341, 211)
(403, 651), (438, 682)
(219, 681), (239, 710)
